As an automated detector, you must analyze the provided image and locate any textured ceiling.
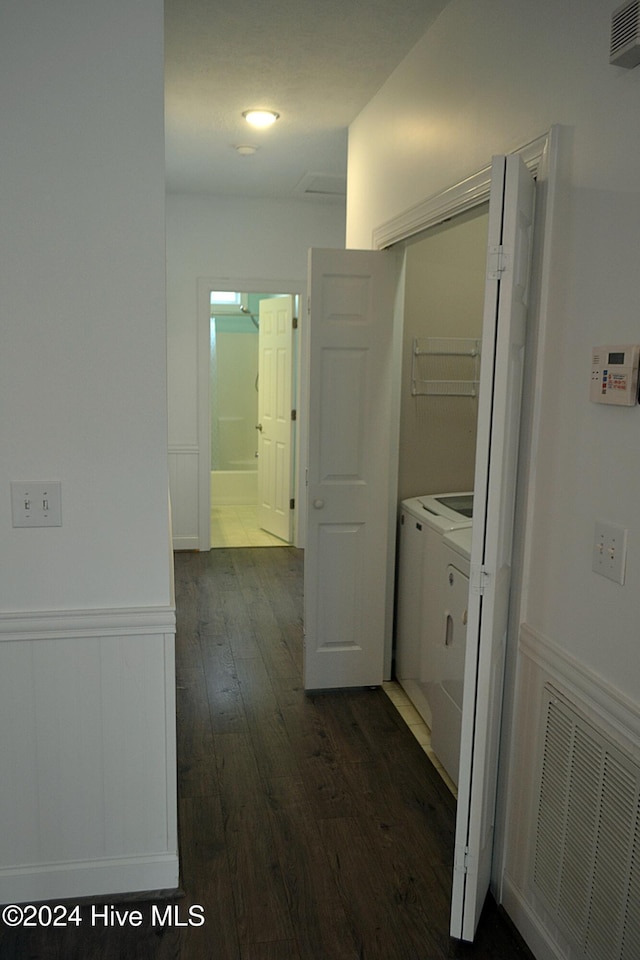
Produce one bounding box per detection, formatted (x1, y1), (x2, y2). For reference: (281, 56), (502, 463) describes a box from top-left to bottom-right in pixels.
(164, 0), (448, 200)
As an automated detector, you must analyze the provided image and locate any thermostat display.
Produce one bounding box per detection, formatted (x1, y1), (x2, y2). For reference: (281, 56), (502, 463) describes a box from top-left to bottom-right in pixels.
(590, 344), (640, 406)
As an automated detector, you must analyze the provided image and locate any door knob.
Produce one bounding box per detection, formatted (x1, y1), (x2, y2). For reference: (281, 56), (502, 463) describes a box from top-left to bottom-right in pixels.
(313, 498), (325, 509)
(255, 423), (263, 432)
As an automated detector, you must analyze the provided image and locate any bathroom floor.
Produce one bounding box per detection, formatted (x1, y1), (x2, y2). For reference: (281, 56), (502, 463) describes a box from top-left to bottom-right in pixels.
(210, 504), (290, 548)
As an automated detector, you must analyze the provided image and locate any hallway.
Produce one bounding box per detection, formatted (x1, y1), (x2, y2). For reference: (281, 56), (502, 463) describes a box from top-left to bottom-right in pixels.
(0, 547), (533, 959)
(173, 547), (531, 959)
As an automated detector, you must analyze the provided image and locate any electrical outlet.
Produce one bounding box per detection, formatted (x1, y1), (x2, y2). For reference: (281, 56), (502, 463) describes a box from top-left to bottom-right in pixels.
(11, 481), (62, 527)
(592, 520), (627, 585)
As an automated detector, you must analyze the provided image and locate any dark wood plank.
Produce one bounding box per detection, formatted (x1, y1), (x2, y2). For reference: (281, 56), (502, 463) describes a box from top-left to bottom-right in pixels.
(309, 691), (375, 764)
(234, 657), (298, 779)
(271, 677), (343, 764)
(176, 667), (215, 759)
(240, 941), (301, 960)
(214, 733), (295, 947)
(297, 751), (360, 821)
(264, 775), (360, 960)
(319, 815), (447, 960)
(218, 590), (262, 660)
(178, 795), (240, 960)
(201, 638), (248, 736)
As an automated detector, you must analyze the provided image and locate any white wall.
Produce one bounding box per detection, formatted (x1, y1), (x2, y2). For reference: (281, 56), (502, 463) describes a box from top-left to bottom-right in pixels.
(213, 328), (259, 469)
(348, 0), (640, 728)
(347, 1), (640, 953)
(399, 206), (488, 501)
(166, 193), (346, 546)
(1, 0), (171, 611)
(0, 0), (177, 901)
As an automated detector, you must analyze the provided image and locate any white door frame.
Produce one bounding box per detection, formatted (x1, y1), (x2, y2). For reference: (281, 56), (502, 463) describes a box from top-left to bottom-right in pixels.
(196, 276), (305, 551)
(371, 126), (559, 901)
(370, 129), (554, 682)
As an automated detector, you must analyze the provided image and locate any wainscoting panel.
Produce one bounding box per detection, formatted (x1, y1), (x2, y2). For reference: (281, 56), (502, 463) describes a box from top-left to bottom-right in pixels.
(501, 625), (640, 960)
(169, 444), (200, 550)
(0, 607), (178, 904)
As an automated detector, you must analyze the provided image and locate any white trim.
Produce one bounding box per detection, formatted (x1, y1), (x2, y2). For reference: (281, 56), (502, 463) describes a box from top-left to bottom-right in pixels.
(491, 129), (563, 907)
(501, 872), (565, 960)
(197, 275), (306, 551)
(514, 126), (563, 624)
(0, 853), (180, 906)
(168, 445), (199, 550)
(168, 443), (199, 455)
(0, 606), (176, 642)
(372, 132), (550, 251)
(519, 622), (640, 747)
(172, 534), (200, 551)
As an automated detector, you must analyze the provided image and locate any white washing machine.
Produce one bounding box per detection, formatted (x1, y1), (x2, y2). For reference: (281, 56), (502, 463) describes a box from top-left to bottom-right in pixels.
(427, 526), (473, 787)
(395, 493), (473, 729)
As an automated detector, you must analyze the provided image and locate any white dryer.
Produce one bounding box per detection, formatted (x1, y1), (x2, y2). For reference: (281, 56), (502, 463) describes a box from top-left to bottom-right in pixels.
(395, 493), (472, 729)
(427, 526), (473, 788)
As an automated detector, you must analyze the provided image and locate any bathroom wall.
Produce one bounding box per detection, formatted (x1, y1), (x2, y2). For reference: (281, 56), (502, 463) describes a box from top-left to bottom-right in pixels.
(211, 314), (259, 472)
(398, 204), (489, 501)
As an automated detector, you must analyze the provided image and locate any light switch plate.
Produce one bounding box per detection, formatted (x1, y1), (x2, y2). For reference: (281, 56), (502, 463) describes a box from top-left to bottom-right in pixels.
(11, 481), (62, 527)
(592, 519), (627, 585)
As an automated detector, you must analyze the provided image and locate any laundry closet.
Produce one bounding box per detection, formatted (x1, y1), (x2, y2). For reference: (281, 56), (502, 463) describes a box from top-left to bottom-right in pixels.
(394, 203), (489, 788)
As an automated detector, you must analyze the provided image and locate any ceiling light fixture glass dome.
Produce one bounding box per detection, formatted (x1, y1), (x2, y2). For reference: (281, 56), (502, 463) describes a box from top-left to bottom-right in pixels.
(242, 109), (280, 128)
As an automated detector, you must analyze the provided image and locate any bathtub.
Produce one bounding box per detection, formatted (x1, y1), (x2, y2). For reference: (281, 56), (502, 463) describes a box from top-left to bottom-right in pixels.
(211, 467), (258, 505)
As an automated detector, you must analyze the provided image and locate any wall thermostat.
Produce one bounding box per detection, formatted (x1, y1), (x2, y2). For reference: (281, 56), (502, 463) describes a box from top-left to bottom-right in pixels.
(590, 344), (640, 406)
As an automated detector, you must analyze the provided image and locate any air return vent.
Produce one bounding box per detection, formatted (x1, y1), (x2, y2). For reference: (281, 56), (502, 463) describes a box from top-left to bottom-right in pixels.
(533, 685), (640, 959)
(610, 0), (640, 67)
(293, 172), (346, 200)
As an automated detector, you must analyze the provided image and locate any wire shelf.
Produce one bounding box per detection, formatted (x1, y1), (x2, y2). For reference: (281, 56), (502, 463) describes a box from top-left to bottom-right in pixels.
(411, 337), (481, 397)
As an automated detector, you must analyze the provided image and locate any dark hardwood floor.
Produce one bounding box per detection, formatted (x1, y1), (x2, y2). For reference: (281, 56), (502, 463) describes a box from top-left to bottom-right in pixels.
(0, 547), (534, 960)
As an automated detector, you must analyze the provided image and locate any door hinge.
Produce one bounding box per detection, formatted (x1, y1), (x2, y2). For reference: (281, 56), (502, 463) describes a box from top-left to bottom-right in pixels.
(487, 244), (506, 279)
(289, 498), (295, 510)
(291, 409), (297, 421)
(455, 844), (470, 875)
(470, 563), (489, 596)
(293, 316), (298, 330)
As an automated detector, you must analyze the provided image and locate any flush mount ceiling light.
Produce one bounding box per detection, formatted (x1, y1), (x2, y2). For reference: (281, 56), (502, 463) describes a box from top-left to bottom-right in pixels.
(235, 144), (258, 156)
(242, 109), (280, 128)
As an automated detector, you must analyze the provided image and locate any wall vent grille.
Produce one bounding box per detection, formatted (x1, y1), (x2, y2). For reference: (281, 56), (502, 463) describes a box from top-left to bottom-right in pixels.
(610, 0), (640, 67)
(533, 685), (640, 959)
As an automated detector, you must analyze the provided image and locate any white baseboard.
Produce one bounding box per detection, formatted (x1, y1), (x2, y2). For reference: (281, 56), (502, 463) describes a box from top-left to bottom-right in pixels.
(501, 873), (564, 960)
(0, 854), (179, 906)
(172, 535), (200, 551)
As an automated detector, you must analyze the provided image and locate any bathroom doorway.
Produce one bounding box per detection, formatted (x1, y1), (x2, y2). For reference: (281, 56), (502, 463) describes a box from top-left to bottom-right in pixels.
(209, 289), (296, 548)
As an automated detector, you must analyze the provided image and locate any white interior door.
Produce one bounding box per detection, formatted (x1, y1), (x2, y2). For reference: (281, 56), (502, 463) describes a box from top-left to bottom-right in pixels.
(304, 248), (400, 690)
(450, 155), (535, 941)
(257, 295), (294, 542)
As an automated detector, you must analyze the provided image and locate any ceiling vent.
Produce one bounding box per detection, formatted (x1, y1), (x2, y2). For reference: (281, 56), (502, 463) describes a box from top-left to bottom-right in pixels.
(610, 0), (640, 67)
(293, 173), (346, 201)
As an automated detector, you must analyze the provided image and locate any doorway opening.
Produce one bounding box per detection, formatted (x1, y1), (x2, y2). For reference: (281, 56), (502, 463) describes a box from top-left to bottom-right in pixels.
(392, 201), (490, 789)
(208, 288), (298, 549)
